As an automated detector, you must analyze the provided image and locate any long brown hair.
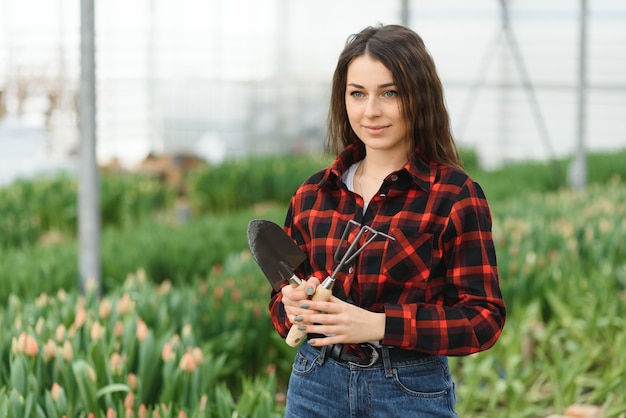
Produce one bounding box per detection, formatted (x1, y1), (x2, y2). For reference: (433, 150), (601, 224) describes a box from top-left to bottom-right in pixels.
(326, 24), (462, 170)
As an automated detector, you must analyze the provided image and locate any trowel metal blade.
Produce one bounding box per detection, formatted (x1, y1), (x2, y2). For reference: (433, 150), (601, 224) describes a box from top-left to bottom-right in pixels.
(247, 219), (307, 291)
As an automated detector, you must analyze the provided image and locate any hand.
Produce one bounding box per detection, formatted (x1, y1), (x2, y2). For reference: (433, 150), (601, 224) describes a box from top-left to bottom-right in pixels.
(294, 294), (386, 346)
(281, 277), (321, 322)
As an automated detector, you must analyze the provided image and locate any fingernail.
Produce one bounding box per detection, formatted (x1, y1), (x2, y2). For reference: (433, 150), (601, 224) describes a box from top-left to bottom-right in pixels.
(297, 325), (306, 331)
(300, 303), (309, 309)
(294, 315), (303, 322)
(308, 339), (316, 346)
(305, 286), (314, 296)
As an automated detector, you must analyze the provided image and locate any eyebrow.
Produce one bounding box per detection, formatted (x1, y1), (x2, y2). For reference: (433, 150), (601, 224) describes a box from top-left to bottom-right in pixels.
(347, 82), (396, 89)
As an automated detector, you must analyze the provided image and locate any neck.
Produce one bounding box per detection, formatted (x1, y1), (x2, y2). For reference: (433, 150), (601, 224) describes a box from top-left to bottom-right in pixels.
(359, 152), (408, 181)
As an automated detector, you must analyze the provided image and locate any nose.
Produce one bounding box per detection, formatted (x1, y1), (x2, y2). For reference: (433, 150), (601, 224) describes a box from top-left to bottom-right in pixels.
(364, 96), (382, 118)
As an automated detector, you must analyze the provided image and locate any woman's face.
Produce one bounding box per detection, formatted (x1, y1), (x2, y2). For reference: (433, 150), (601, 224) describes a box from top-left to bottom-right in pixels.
(345, 55), (409, 155)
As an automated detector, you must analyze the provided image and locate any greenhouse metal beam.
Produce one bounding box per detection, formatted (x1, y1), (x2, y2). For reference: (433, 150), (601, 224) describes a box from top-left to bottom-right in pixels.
(78, 0), (101, 296)
(401, 0), (410, 26)
(570, 0), (588, 190)
(456, 0), (561, 183)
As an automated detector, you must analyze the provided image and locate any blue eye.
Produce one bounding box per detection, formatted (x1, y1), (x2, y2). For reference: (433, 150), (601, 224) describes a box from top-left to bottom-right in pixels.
(382, 90), (397, 98)
(350, 91), (364, 98)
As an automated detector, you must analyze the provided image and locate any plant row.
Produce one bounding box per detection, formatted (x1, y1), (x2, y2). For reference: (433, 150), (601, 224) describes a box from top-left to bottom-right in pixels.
(0, 204), (286, 306)
(0, 174), (173, 249)
(0, 257), (295, 417)
(5, 148), (623, 250)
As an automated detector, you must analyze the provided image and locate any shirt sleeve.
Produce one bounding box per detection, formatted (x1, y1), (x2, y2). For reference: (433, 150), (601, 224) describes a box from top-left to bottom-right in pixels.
(382, 180), (506, 355)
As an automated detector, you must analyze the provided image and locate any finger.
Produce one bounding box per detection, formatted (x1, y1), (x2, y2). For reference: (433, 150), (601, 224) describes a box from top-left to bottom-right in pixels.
(299, 300), (335, 314)
(306, 312), (345, 327)
(308, 334), (344, 347)
(304, 276), (321, 297)
(281, 288), (309, 306)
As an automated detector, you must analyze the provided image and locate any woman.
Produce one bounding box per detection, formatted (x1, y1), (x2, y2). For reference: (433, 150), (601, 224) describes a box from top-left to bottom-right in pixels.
(269, 24), (506, 417)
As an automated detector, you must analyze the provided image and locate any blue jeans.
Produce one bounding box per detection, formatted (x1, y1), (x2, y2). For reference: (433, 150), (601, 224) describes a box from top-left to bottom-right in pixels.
(284, 342), (457, 418)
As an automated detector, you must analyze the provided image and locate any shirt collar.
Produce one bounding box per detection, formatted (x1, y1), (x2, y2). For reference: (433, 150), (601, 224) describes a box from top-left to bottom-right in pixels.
(318, 142), (432, 192)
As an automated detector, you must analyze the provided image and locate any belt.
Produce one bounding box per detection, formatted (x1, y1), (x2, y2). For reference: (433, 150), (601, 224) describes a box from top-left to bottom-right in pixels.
(311, 343), (427, 367)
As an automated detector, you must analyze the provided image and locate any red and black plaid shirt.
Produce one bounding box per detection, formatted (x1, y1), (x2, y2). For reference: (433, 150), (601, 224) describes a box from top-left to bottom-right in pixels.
(269, 143), (506, 356)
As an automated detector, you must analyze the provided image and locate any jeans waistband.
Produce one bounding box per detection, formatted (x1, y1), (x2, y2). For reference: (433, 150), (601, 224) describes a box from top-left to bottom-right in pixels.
(311, 343), (429, 368)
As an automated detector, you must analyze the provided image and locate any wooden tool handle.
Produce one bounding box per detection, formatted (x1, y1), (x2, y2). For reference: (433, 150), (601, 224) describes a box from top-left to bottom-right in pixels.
(311, 286), (332, 302)
(285, 323), (307, 347)
(285, 283), (333, 347)
(285, 280), (308, 347)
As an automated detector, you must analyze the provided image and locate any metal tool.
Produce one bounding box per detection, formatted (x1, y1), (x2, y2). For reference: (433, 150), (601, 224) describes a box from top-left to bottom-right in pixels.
(247, 219), (310, 346)
(247, 219), (307, 292)
(247, 219), (394, 347)
(311, 220), (395, 303)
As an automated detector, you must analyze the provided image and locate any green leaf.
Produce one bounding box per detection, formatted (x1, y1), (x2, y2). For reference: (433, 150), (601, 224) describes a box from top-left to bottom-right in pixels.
(71, 360), (98, 413)
(95, 384), (131, 399)
(10, 356), (27, 396)
(44, 392), (60, 418)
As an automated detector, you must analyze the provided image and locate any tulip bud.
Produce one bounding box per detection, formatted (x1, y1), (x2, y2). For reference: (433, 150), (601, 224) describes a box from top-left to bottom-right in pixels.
(56, 324), (66, 343)
(136, 319), (149, 342)
(91, 321), (105, 342)
(191, 347), (203, 366)
(15, 332), (27, 353)
(118, 294), (136, 316)
(99, 298), (112, 319)
(87, 364), (97, 383)
(61, 340), (73, 361)
(43, 339), (57, 362)
(127, 373), (138, 391)
(73, 307), (86, 329)
(178, 352), (195, 372)
(24, 334), (39, 357)
(115, 321), (124, 338)
(276, 392), (287, 404)
(161, 342), (175, 362)
(124, 392), (135, 410)
(85, 276), (98, 294)
(35, 293), (49, 308)
(110, 352), (124, 375)
(157, 280), (172, 296)
(51, 383), (63, 401)
(35, 317), (45, 335)
(68, 324), (77, 339)
(181, 324), (192, 339)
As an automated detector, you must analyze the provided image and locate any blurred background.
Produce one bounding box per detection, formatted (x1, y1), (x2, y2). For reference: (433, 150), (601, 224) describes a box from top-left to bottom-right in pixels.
(1, 0), (624, 186)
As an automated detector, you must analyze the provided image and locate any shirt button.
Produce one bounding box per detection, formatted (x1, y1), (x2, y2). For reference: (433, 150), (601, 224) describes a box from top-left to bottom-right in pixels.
(379, 193), (386, 198)
(391, 174), (398, 181)
(348, 266), (354, 273)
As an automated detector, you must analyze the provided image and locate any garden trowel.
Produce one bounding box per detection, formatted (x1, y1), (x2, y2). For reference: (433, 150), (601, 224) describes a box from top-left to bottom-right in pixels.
(247, 219), (310, 346)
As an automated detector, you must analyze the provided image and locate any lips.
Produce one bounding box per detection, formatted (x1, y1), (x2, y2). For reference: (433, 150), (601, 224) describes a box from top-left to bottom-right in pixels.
(363, 125), (390, 135)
